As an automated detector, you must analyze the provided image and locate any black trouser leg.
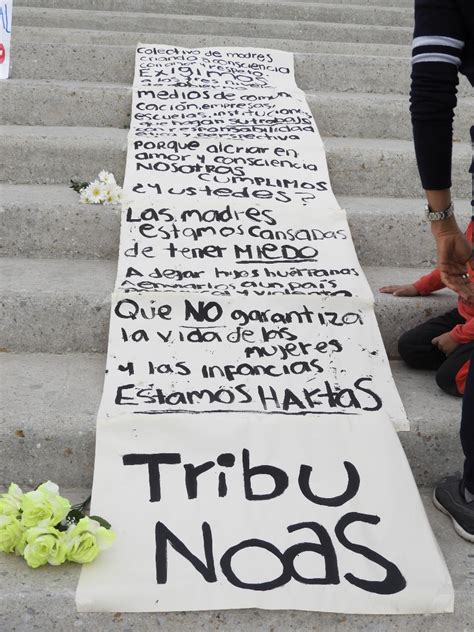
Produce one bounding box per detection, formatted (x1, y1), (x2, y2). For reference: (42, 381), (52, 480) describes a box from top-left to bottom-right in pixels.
(436, 343), (474, 397)
(461, 125), (474, 494)
(461, 125), (474, 491)
(462, 354), (474, 494)
(398, 309), (465, 370)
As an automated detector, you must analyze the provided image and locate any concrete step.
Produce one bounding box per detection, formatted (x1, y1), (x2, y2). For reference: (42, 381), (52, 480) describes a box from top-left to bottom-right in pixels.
(1, 185), (472, 266)
(0, 257), (457, 355)
(9, 44), (417, 95)
(1, 126), (471, 199)
(0, 352), (464, 487)
(14, 1), (414, 27)
(17, 0), (416, 6)
(248, 0), (414, 4)
(3, 79), (472, 145)
(8, 41), (473, 99)
(0, 486), (470, 629)
(13, 8), (412, 44)
(250, 0), (414, 4)
(12, 25), (411, 56)
(244, 0), (413, 4)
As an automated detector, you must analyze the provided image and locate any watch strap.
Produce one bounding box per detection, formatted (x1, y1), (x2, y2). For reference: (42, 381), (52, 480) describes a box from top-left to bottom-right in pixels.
(424, 202), (455, 222)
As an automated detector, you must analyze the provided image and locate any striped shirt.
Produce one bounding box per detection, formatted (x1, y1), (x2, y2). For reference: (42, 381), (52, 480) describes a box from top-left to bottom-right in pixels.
(410, 0), (473, 191)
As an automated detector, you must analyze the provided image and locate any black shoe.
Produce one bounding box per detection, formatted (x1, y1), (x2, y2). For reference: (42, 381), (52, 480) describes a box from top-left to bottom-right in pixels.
(433, 476), (474, 543)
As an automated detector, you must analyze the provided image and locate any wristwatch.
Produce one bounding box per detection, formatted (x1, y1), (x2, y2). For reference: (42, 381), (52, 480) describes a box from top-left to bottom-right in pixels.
(424, 201), (455, 222)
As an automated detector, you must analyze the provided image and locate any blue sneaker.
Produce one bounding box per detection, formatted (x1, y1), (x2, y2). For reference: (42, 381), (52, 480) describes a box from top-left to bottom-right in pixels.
(433, 476), (474, 543)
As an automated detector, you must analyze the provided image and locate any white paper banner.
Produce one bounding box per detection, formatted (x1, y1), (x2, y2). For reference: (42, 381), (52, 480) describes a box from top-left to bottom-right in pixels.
(131, 86), (319, 142)
(122, 135), (338, 211)
(98, 293), (407, 430)
(134, 44), (297, 91)
(77, 414), (453, 614)
(116, 199), (370, 299)
(77, 43), (454, 614)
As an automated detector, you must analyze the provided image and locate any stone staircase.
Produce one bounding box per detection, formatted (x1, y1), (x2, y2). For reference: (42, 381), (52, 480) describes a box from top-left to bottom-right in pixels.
(1, 0), (473, 629)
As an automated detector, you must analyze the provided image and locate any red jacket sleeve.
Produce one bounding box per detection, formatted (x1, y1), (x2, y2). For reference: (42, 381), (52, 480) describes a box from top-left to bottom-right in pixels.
(451, 317), (474, 344)
(413, 268), (445, 295)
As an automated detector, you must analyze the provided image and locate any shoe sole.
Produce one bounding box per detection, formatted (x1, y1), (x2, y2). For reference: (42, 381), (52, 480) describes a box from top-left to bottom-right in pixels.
(432, 490), (474, 543)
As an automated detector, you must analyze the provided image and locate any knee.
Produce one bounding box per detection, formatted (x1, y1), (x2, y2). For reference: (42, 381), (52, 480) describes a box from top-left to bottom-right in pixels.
(436, 363), (462, 397)
(398, 330), (418, 366)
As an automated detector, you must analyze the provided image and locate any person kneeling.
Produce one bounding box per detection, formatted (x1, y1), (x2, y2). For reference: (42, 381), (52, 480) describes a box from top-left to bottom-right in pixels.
(380, 221), (474, 397)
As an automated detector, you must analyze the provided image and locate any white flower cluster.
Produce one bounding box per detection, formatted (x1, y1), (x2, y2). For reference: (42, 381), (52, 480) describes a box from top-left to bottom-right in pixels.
(79, 171), (123, 205)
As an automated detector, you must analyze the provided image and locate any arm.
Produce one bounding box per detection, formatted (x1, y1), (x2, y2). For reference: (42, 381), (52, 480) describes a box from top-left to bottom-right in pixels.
(433, 316), (474, 355)
(379, 268), (443, 296)
(451, 317), (474, 345)
(410, 0), (474, 300)
(410, 0), (463, 192)
(413, 268), (445, 294)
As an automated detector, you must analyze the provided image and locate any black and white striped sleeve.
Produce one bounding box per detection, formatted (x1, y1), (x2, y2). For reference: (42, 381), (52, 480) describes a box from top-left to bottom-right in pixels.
(410, 0), (466, 190)
(412, 34), (464, 68)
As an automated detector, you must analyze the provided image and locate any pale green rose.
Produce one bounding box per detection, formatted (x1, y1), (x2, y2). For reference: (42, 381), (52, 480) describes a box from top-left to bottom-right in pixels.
(15, 530), (28, 556)
(21, 481), (71, 528)
(23, 527), (67, 568)
(0, 515), (24, 553)
(0, 483), (23, 517)
(66, 517), (116, 564)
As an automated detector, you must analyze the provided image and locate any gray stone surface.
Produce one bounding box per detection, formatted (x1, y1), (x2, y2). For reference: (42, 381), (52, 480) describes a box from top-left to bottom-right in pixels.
(344, 197), (472, 268)
(0, 257), (457, 354)
(12, 25), (411, 56)
(12, 46), (462, 98)
(1, 185), (472, 265)
(2, 79), (472, 144)
(10, 39), (471, 97)
(13, 0), (414, 27)
(2, 1), (473, 627)
(0, 78), (134, 129)
(0, 184), (122, 259)
(324, 137), (471, 198)
(0, 353), (463, 487)
(0, 258), (115, 353)
(13, 8), (413, 44)
(0, 127), (471, 199)
(0, 354), (101, 488)
(0, 489), (472, 631)
(0, 126), (127, 185)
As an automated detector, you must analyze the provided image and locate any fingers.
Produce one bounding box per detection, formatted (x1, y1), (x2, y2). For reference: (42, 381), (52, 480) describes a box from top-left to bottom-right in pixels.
(379, 285), (417, 297)
(379, 286), (398, 293)
(439, 270), (473, 300)
(431, 336), (447, 355)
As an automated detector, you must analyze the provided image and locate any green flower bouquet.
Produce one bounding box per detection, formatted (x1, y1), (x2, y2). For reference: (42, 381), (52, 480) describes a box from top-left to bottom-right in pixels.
(0, 482), (115, 568)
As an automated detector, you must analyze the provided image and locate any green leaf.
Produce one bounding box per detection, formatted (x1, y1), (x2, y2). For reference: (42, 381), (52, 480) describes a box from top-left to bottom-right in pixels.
(71, 495), (91, 513)
(89, 515), (112, 530)
(70, 178), (89, 193)
(56, 508), (85, 530)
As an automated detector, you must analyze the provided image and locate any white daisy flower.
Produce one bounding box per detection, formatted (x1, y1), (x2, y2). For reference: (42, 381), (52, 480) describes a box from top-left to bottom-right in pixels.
(114, 188), (123, 203)
(102, 183), (123, 204)
(79, 188), (94, 204)
(85, 180), (107, 204)
(98, 170), (116, 185)
(103, 186), (117, 204)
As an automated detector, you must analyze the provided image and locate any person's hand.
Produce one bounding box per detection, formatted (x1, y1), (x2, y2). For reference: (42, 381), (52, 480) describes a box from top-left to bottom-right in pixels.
(379, 284), (419, 297)
(431, 218), (474, 302)
(432, 332), (460, 356)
